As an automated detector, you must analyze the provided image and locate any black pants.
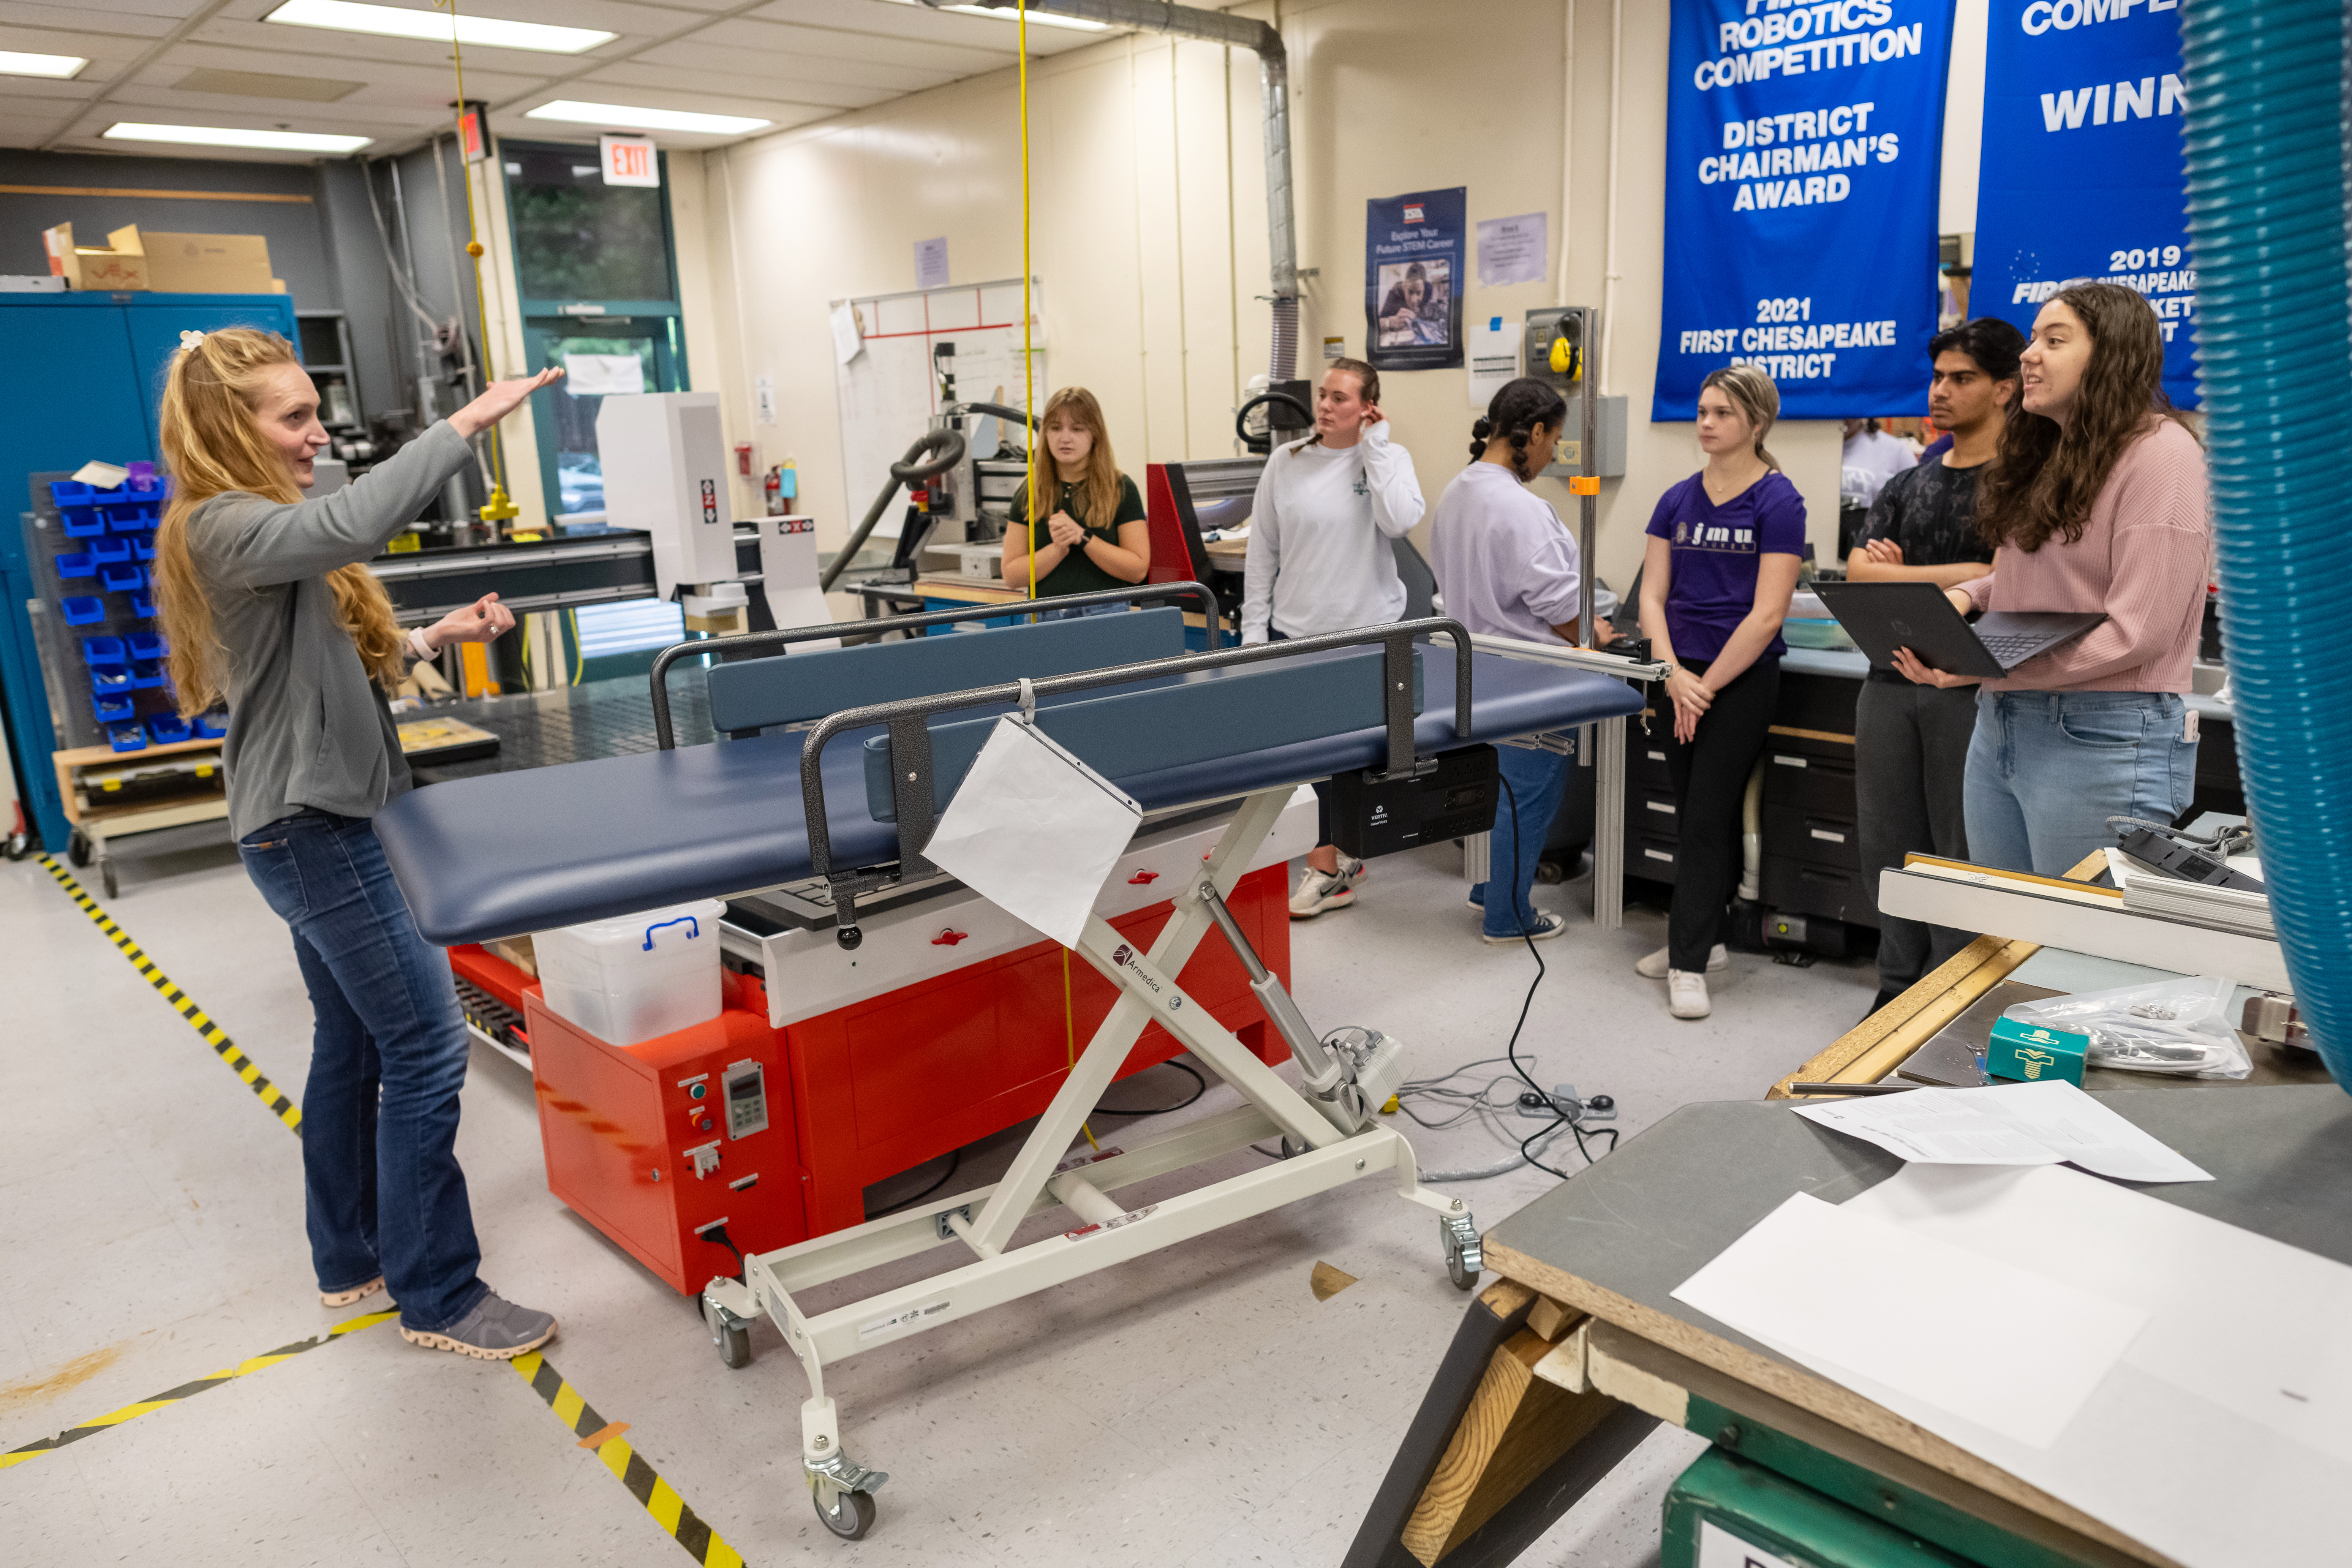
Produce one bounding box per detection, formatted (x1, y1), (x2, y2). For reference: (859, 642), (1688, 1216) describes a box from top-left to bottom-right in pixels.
(1658, 655), (1780, 973)
(1855, 675), (1978, 991)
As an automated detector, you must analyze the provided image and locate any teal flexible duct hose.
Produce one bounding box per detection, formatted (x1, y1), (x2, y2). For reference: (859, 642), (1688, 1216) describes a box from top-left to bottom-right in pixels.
(2181, 0), (2352, 1088)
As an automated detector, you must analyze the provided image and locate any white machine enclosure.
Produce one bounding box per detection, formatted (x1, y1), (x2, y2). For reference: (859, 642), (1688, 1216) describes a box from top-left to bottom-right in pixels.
(596, 392), (735, 600)
(721, 787), (1317, 1029)
(754, 515), (840, 645)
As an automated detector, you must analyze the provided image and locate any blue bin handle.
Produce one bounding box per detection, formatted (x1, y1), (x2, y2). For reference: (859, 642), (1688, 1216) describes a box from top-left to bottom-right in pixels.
(642, 915), (700, 951)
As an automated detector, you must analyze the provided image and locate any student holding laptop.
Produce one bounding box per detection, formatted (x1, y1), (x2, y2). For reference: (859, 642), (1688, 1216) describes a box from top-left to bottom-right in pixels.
(1889, 284), (2210, 878)
(1843, 317), (2022, 1012)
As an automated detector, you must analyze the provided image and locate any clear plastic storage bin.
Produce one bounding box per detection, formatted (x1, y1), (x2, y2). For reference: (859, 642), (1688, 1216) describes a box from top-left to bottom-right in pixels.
(533, 898), (727, 1046)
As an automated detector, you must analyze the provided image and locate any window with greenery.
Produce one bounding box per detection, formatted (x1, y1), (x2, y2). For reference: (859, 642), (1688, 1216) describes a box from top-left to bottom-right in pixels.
(502, 141), (677, 302)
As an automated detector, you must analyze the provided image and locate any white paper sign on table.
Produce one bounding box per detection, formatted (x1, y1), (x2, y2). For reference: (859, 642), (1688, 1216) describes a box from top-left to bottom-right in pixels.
(1671, 1190), (2149, 1449)
(1793, 1079), (2211, 1183)
(921, 715), (1140, 948)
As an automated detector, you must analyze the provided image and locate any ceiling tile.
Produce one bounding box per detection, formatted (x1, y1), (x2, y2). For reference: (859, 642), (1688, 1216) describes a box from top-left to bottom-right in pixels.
(0, 3), (174, 37)
(630, 37), (957, 93)
(580, 60), (894, 113)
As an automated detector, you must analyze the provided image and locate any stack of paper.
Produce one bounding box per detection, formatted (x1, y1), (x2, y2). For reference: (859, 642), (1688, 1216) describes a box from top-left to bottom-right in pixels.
(1792, 1079), (2213, 1184)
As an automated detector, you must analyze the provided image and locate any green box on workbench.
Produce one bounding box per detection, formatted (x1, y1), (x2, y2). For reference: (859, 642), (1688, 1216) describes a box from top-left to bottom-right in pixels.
(1987, 1015), (2088, 1087)
(1663, 1448), (1979, 1567)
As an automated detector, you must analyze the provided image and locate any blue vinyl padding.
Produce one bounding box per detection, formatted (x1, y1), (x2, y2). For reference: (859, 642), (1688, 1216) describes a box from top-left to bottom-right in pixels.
(704, 606), (1185, 734)
(376, 646), (1644, 945)
(863, 646), (1423, 820)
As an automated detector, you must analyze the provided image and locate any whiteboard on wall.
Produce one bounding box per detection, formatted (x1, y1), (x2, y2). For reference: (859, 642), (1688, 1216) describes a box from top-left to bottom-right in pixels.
(832, 278), (1042, 537)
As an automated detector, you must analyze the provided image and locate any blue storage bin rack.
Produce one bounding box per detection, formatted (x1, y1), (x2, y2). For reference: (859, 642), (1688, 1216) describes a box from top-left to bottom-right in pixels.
(100, 563), (144, 593)
(90, 665), (131, 697)
(126, 659), (165, 691)
(62, 506), (107, 538)
(128, 631), (167, 662)
(93, 691), (134, 724)
(56, 551), (96, 579)
(194, 711), (229, 740)
(129, 535), (156, 563)
(62, 595), (107, 626)
(146, 713), (192, 745)
(47, 479), (94, 507)
(91, 536), (131, 568)
(130, 590), (156, 620)
(106, 723), (146, 753)
(107, 506), (159, 534)
(82, 634), (127, 669)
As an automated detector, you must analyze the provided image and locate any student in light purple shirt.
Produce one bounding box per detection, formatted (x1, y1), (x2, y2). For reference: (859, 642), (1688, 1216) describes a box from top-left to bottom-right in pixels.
(1430, 377), (1614, 945)
(1637, 365), (1805, 1020)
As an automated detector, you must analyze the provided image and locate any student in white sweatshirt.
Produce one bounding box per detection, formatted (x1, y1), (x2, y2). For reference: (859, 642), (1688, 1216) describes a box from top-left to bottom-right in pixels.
(1241, 356), (1427, 917)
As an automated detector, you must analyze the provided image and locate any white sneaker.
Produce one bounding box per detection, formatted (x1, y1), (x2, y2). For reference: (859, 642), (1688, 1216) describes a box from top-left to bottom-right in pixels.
(1636, 943), (1727, 979)
(1289, 856), (1366, 918)
(1481, 910), (1568, 945)
(1667, 970), (1712, 1020)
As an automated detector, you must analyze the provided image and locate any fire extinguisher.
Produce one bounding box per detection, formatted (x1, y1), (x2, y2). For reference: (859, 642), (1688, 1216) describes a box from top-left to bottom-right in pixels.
(763, 466), (783, 516)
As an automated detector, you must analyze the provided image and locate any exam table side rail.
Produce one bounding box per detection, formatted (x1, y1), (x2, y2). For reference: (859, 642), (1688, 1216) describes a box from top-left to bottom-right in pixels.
(645, 580), (1226, 749)
(796, 615), (1476, 895)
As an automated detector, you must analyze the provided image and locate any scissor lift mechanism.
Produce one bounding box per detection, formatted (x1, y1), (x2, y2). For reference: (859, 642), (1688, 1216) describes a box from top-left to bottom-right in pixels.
(697, 618), (1490, 1541)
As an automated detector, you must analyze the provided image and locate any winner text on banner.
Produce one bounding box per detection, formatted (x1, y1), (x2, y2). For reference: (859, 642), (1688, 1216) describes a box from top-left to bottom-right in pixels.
(1655, 0), (1957, 420)
(1971, 0), (2197, 408)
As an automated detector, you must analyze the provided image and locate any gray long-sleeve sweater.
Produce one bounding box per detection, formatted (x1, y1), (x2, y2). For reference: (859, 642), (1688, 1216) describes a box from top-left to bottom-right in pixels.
(189, 421), (473, 839)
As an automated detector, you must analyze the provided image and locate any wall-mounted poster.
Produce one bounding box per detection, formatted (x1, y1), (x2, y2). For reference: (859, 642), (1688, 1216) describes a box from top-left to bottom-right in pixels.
(1971, 0), (2197, 406)
(1366, 188), (1466, 372)
(1654, 0), (1957, 419)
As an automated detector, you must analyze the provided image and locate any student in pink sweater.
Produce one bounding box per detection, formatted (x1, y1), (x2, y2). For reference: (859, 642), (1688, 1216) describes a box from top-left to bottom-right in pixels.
(1892, 283), (2208, 877)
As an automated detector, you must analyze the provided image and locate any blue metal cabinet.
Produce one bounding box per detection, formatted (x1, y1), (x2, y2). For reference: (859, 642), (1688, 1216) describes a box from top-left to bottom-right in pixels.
(0, 291), (297, 851)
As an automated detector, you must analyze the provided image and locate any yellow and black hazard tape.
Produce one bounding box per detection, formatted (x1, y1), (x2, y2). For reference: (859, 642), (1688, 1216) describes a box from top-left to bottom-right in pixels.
(512, 1352), (746, 1566)
(0, 1309), (394, 1471)
(38, 855), (302, 1135)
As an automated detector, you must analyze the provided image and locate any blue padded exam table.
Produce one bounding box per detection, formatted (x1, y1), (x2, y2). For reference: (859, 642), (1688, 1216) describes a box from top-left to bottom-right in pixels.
(372, 603), (1643, 1538)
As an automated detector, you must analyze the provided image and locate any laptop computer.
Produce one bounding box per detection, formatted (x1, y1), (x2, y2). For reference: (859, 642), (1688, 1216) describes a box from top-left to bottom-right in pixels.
(1813, 580), (2105, 679)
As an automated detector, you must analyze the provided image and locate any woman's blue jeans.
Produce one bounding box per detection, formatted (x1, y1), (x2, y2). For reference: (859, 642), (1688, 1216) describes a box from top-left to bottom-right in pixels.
(1470, 743), (1569, 939)
(238, 810), (487, 1332)
(1962, 690), (2197, 878)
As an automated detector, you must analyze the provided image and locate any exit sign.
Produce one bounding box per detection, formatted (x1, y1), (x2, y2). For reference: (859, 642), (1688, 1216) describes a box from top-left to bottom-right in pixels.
(600, 133), (659, 188)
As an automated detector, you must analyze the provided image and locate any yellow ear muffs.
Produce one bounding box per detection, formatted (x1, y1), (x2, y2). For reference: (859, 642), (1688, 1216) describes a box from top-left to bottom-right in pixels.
(1549, 336), (1582, 381)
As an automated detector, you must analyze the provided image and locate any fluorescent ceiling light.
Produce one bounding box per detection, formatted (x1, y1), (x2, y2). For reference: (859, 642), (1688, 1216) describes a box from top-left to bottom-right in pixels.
(526, 101), (771, 135)
(263, 0), (613, 55)
(0, 50), (88, 78)
(877, 0), (1108, 31)
(105, 122), (373, 153)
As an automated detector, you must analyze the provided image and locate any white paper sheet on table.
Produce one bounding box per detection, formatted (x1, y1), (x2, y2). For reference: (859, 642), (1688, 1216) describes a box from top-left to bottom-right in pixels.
(1671, 1190), (2148, 1448)
(921, 714), (1139, 948)
(1793, 1079), (2211, 1182)
(1679, 1162), (2352, 1567)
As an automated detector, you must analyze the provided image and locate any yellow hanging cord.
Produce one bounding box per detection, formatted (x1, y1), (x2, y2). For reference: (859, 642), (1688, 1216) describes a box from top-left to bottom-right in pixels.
(438, 0), (518, 524)
(1014, 2), (1093, 1151)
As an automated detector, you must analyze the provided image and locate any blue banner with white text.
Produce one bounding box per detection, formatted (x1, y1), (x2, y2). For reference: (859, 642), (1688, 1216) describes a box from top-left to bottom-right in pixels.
(1972, 0), (2197, 408)
(1655, 0), (1955, 420)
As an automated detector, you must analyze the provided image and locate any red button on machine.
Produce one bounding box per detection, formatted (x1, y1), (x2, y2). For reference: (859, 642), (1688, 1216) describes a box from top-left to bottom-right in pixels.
(689, 1108), (714, 1133)
(932, 930), (969, 946)
(1128, 870), (1159, 884)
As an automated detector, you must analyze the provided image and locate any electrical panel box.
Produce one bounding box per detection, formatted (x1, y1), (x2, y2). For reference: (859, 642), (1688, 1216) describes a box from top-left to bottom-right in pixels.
(596, 392), (735, 599)
(1523, 307), (1627, 480)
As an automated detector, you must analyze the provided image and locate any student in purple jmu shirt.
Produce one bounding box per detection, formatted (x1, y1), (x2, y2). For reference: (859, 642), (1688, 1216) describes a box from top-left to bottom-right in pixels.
(1637, 364), (1805, 1021)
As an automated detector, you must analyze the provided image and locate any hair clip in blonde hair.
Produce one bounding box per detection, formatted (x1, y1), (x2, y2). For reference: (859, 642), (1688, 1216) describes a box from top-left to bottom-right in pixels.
(179, 329), (206, 353)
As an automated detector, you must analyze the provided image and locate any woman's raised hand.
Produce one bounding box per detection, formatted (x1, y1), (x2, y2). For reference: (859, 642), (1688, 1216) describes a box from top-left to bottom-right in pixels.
(450, 367), (565, 438)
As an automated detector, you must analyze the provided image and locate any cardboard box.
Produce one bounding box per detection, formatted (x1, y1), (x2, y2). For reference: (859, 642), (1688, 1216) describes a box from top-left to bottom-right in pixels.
(138, 229), (274, 294)
(40, 224), (275, 294)
(43, 223), (150, 291)
(1987, 1015), (2088, 1087)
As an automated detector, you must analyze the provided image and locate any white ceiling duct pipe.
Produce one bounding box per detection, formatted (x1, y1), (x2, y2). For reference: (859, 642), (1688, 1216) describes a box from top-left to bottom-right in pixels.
(940, 0), (1301, 386)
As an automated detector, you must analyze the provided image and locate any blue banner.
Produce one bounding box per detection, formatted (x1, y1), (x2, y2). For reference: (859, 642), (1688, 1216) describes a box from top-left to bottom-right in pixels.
(1366, 188), (1466, 373)
(1655, 0), (1955, 420)
(1971, 0), (2196, 407)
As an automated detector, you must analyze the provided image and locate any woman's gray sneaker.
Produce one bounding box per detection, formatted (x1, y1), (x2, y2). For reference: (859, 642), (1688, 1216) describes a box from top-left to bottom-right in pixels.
(400, 1290), (558, 1360)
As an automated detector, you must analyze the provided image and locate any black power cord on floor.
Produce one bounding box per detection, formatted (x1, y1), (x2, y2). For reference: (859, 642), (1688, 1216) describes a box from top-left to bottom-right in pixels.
(866, 1148), (961, 1220)
(1089, 1058), (1207, 1118)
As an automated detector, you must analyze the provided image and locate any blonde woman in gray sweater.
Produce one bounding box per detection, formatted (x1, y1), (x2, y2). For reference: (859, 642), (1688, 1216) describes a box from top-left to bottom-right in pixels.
(154, 327), (562, 1358)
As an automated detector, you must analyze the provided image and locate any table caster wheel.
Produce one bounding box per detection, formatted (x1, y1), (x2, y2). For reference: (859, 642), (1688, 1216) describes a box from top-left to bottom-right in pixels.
(702, 1298), (751, 1370)
(67, 829), (90, 868)
(814, 1485), (876, 1540)
(1440, 1212), (1482, 1291)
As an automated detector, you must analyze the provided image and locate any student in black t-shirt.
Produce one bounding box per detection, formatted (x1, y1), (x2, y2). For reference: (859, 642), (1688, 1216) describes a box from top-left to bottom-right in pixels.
(1845, 317), (2025, 1012)
(1001, 385), (1149, 612)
